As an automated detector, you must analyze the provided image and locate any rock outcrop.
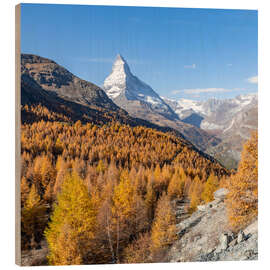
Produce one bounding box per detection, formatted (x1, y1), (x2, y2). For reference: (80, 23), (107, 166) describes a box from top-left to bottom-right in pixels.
(169, 188), (258, 262)
(197, 220), (258, 261)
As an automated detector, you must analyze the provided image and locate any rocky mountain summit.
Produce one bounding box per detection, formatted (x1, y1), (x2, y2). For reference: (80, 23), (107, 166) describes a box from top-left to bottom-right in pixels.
(103, 55), (221, 151)
(104, 54), (177, 120)
(169, 188), (258, 262)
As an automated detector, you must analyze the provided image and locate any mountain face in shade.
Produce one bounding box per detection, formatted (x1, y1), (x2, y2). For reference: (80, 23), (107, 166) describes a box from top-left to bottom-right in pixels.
(103, 54), (178, 120)
(103, 54), (221, 152)
(21, 54), (121, 112)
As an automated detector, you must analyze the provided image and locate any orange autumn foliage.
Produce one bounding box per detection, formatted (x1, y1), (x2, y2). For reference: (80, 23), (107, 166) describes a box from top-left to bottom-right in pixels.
(226, 132), (258, 231)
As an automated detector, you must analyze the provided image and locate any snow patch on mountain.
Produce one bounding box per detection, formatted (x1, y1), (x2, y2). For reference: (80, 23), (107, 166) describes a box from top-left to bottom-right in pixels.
(176, 99), (204, 114)
(103, 54), (172, 113)
(200, 121), (224, 130)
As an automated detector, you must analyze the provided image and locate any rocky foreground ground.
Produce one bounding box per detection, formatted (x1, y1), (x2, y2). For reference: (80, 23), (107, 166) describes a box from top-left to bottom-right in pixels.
(169, 188), (258, 262)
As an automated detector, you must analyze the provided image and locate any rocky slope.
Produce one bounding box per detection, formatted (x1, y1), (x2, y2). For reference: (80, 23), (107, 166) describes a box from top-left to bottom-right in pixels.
(169, 188), (258, 262)
(207, 102), (258, 169)
(21, 54), (122, 111)
(103, 55), (220, 151)
(164, 94), (258, 168)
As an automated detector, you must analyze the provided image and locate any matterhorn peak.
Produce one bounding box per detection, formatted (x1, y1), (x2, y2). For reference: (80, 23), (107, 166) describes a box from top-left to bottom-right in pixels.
(111, 54), (132, 77)
(103, 54), (175, 114)
(103, 54), (179, 120)
(103, 54), (133, 99)
(115, 53), (125, 61)
(114, 54), (125, 65)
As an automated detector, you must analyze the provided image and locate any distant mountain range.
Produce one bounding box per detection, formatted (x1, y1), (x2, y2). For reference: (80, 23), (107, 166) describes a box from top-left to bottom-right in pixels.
(163, 94), (258, 168)
(163, 94), (257, 132)
(21, 53), (226, 166)
(23, 54), (225, 156)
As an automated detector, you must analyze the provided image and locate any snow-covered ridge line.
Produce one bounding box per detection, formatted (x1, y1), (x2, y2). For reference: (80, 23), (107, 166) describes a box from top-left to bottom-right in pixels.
(163, 93), (257, 119)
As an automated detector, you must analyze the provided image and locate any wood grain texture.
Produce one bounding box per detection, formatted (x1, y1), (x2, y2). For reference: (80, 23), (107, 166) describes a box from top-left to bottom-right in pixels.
(15, 4), (21, 266)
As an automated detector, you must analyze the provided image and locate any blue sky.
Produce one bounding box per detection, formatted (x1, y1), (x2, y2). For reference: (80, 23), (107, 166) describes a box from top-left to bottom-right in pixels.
(21, 4), (258, 101)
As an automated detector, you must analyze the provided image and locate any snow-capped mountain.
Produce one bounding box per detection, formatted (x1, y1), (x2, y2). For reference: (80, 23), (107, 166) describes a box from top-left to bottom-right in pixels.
(103, 55), (221, 152)
(163, 93), (257, 132)
(103, 54), (178, 120)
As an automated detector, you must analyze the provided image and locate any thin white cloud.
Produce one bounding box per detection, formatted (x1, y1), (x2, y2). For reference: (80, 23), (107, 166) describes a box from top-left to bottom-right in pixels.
(184, 64), (196, 69)
(184, 88), (231, 94)
(247, 75), (258, 84)
(172, 88), (243, 95)
(227, 63), (233, 67)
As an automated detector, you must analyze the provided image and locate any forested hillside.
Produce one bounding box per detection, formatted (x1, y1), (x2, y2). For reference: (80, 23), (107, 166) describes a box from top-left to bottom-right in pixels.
(20, 111), (228, 265)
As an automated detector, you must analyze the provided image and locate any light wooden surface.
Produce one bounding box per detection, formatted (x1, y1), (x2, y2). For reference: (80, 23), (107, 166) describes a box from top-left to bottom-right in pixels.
(15, 4), (21, 266)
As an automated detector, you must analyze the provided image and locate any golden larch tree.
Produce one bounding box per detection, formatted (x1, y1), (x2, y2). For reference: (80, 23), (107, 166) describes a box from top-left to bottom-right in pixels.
(167, 167), (186, 200)
(21, 184), (47, 249)
(226, 131), (258, 231)
(122, 232), (152, 263)
(201, 173), (219, 203)
(111, 170), (148, 262)
(150, 193), (177, 258)
(45, 172), (97, 265)
(188, 175), (203, 212)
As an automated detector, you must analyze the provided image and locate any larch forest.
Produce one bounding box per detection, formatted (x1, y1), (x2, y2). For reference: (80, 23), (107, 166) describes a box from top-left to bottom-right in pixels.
(20, 103), (258, 265)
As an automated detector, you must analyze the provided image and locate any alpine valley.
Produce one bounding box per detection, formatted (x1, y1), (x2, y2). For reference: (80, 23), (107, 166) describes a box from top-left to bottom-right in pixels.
(20, 53), (221, 162)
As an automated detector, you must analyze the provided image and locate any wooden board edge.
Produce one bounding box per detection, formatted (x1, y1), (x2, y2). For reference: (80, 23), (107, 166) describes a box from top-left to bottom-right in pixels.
(15, 3), (21, 266)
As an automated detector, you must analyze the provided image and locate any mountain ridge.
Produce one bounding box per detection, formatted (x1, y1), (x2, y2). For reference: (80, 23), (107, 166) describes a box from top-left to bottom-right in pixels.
(163, 93), (257, 130)
(21, 53), (121, 112)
